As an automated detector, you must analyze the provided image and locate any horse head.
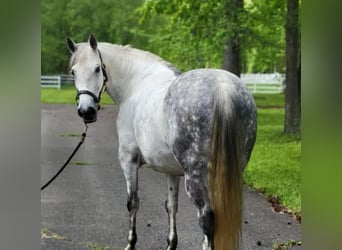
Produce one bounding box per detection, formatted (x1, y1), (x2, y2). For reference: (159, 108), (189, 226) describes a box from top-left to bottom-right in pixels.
(66, 34), (107, 123)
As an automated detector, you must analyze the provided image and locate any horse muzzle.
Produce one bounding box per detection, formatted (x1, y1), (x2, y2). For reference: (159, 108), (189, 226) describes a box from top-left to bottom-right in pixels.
(76, 93), (99, 123)
(78, 106), (97, 123)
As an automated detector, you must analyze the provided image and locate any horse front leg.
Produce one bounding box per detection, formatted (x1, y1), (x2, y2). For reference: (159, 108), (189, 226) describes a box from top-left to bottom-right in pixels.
(165, 175), (180, 250)
(119, 146), (141, 250)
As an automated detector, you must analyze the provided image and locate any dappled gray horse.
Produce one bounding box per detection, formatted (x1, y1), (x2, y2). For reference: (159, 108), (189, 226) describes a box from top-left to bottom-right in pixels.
(67, 34), (257, 250)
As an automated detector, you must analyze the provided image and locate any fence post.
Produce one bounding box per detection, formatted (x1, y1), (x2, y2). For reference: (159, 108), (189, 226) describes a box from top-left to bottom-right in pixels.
(58, 76), (61, 89)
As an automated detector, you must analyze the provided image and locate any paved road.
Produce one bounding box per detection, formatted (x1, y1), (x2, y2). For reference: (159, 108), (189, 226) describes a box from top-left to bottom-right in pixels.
(41, 104), (301, 250)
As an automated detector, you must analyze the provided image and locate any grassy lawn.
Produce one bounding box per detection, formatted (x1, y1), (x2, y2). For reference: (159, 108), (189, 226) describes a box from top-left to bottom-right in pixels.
(41, 84), (114, 104)
(41, 88), (301, 212)
(253, 93), (285, 107)
(244, 104), (301, 212)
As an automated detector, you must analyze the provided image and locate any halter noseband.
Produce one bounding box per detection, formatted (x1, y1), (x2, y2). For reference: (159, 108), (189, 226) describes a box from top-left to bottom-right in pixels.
(75, 49), (108, 108)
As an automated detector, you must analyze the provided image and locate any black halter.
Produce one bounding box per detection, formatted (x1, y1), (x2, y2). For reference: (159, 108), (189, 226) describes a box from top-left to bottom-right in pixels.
(75, 49), (108, 108)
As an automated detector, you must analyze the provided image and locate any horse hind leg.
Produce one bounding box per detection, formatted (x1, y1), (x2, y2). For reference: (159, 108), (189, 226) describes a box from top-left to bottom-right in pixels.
(165, 175), (180, 250)
(184, 171), (214, 250)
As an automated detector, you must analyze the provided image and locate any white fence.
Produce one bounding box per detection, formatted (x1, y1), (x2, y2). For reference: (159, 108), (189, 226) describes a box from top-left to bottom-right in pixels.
(41, 75), (61, 89)
(41, 73), (284, 94)
(241, 73), (285, 94)
(41, 75), (75, 89)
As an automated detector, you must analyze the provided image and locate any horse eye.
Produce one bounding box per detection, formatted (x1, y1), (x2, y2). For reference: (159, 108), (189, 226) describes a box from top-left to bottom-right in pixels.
(95, 66), (101, 73)
(70, 69), (75, 76)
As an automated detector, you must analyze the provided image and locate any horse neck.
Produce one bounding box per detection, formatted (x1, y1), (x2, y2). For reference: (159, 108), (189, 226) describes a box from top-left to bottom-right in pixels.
(99, 43), (178, 104)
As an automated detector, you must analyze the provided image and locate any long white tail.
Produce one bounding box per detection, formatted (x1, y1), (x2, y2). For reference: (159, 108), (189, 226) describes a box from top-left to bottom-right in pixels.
(208, 86), (243, 250)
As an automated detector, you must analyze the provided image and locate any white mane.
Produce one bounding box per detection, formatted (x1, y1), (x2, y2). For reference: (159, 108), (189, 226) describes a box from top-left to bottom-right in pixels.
(99, 43), (181, 75)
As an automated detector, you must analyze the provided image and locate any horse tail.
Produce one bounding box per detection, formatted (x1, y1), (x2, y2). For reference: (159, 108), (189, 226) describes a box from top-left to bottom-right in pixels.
(208, 84), (243, 250)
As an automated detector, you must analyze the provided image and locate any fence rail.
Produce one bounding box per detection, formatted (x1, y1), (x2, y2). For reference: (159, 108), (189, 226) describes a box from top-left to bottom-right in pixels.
(41, 75), (74, 89)
(41, 75), (62, 89)
(241, 73), (285, 94)
(60, 75), (75, 84)
(41, 73), (285, 94)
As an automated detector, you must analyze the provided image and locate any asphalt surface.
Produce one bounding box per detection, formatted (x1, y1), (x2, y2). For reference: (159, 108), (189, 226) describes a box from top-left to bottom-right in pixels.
(41, 104), (301, 250)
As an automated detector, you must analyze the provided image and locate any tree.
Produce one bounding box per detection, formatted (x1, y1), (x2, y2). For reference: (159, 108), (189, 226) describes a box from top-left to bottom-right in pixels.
(284, 0), (301, 134)
(139, 0), (287, 74)
(222, 0), (244, 76)
(243, 0), (286, 73)
(138, 0), (227, 71)
(41, 0), (70, 74)
(42, 0), (288, 75)
(41, 0), (145, 74)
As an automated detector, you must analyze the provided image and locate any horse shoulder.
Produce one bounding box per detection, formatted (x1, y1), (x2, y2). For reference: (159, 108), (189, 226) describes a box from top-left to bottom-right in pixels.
(117, 102), (138, 146)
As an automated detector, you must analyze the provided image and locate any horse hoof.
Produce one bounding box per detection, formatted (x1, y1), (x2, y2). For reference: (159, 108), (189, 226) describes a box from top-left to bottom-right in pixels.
(202, 236), (212, 250)
(124, 244), (134, 250)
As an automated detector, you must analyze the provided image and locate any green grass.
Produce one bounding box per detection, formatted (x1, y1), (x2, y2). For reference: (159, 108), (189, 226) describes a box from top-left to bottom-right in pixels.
(41, 85), (114, 104)
(253, 93), (285, 107)
(41, 89), (301, 212)
(243, 100), (301, 212)
(41, 227), (68, 240)
(273, 239), (302, 249)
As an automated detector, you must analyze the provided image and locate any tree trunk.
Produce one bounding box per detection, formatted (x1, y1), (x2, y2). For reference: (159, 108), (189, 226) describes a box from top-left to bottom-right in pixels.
(284, 0), (301, 134)
(223, 37), (241, 76)
(222, 0), (243, 77)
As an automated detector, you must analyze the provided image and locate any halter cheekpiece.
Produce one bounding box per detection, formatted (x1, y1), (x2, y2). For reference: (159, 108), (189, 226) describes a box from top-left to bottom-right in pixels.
(75, 49), (108, 107)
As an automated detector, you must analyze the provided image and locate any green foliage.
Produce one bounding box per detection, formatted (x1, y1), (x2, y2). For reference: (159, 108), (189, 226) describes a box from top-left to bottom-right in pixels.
(138, 0), (227, 71)
(138, 0), (287, 72)
(42, 0), (146, 74)
(41, 0), (70, 74)
(243, 0), (286, 72)
(42, 0), (289, 74)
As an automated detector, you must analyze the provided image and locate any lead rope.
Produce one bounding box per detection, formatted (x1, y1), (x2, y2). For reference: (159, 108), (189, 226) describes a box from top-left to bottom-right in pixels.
(41, 123), (88, 191)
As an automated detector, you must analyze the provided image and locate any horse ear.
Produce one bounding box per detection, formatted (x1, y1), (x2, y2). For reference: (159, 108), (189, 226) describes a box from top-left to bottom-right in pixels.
(66, 37), (77, 54)
(89, 34), (97, 50)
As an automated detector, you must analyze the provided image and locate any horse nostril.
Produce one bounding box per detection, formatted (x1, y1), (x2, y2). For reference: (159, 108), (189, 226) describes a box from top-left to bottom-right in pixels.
(78, 106), (97, 123)
(86, 107), (96, 117)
